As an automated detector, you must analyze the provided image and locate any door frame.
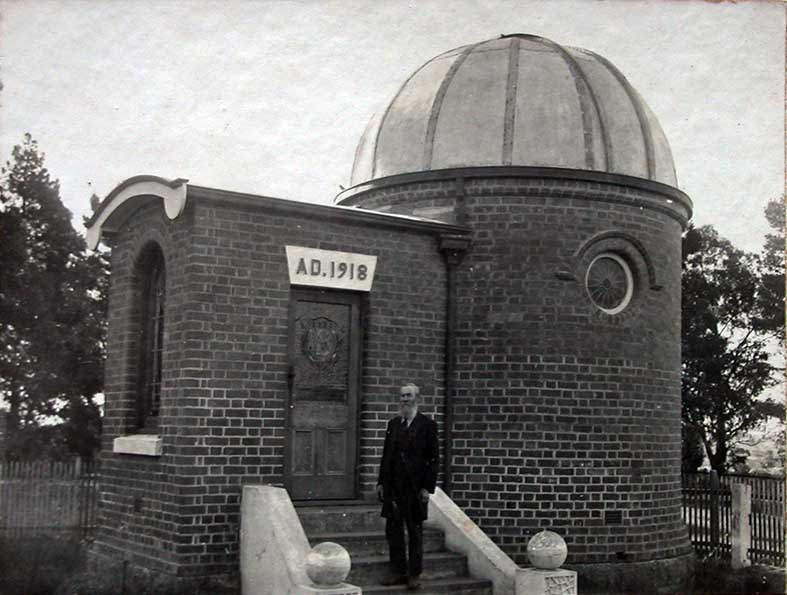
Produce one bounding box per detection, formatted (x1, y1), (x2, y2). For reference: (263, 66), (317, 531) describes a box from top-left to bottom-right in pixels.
(283, 286), (363, 500)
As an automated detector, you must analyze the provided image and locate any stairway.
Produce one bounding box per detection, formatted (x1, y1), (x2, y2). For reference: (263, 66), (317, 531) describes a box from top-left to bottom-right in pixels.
(297, 503), (494, 595)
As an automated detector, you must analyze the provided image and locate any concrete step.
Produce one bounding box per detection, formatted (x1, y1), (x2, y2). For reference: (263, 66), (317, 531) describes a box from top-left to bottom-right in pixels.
(347, 551), (467, 585)
(361, 575), (494, 595)
(297, 504), (384, 534)
(295, 503), (492, 595)
(308, 528), (444, 557)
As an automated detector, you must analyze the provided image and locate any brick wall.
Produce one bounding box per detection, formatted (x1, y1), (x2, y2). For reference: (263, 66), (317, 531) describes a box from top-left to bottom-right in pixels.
(95, 171), (693, 582)
(94, 192), (450, 579)
(97, 197), (194, 575)
(340, 174), (693, 566)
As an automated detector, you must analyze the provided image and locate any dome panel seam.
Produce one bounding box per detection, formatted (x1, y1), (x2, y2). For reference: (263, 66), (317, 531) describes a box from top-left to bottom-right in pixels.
(371, 55), (446, 180)
(588, 49), (657, 180)
(422, 42), (483, 170)
(565, 47), (614, 172)
(546, 43), (603, 170)
(502, 37), (521, 166)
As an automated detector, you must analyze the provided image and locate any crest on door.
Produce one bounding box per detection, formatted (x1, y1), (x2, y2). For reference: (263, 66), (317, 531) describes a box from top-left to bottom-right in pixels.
(300, 317), (343, 367)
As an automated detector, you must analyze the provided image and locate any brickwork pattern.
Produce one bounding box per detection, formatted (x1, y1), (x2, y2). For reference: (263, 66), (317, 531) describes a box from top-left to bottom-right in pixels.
(344, 176), (693, 566)
(95, 173), (692, 584)
(97, 199), (194, 575)
(94, 196), (448, 579)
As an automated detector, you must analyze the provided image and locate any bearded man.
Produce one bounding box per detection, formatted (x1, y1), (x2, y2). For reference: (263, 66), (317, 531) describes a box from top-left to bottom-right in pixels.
(376, 383), (439, 591)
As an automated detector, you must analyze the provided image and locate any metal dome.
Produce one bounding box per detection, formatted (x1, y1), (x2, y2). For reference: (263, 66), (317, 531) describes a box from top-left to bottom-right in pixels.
(350, 34), (677, 188)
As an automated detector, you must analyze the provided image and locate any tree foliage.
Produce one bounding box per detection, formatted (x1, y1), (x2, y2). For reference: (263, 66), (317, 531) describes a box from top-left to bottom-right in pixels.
(681, 220), (784, 473)
(759, 199), (786, 341)
(0, 134), (108, 461)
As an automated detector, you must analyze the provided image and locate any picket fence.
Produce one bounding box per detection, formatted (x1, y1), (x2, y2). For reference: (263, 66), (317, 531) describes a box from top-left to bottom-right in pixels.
(0, 458), (100, 539)
(682, 470), (785, 567)
(1, 459), (783, 567)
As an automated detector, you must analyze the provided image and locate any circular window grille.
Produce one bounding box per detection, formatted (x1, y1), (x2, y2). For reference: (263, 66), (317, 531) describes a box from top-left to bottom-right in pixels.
(585, 253), (634, 314)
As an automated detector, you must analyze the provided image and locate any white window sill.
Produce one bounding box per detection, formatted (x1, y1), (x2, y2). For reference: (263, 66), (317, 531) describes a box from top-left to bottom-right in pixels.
(113, 434), (162, 456)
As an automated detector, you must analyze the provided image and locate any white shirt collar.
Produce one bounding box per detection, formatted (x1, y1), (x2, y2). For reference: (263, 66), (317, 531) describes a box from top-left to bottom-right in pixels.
(402, 408), (418, 426)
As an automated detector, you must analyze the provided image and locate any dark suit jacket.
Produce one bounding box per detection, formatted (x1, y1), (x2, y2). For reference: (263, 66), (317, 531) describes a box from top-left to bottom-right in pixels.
(377, 412), (439, 520)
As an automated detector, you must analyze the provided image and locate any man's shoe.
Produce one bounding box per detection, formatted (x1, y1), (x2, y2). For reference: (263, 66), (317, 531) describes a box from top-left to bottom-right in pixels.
(380, 574), (407, 586)
(407, 575), (422, 590)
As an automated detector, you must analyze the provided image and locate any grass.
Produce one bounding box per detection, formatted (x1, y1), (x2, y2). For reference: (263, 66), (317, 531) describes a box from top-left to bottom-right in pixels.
(2, 534), (783, 595)
(690, 558), (785, 594)
(0, 534), (88, 595)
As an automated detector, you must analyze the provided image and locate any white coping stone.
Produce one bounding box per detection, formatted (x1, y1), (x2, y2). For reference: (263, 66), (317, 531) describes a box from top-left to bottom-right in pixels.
(292, 586), (360, 595)
(412, 206), (455, 218)
(516, 568), (577, 595)
(240, 485), (361, 595)
(425, 486), (520, 595)
(86, 179), (187, 250)
(112, 434), (162, 456)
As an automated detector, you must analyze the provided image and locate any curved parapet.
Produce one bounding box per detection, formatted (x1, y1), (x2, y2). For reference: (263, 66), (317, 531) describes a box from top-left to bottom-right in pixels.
(85, 176), (188, 249)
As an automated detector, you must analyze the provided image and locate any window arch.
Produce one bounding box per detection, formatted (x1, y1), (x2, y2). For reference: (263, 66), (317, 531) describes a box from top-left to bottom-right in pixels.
(136, 244), (166, 432)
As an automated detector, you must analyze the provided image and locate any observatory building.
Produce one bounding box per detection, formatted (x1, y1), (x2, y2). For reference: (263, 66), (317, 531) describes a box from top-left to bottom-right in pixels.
(86, 35), (694, 593)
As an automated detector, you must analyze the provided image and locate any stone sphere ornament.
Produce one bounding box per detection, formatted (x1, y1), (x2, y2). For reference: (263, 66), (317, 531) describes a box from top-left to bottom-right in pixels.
(305, 541), (351, 586)
(527, 530), (568, 570)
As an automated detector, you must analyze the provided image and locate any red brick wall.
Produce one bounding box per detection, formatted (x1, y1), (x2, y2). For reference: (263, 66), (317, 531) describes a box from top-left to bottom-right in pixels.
(96, 171), (692, 580)
(340, 175), (693, 566)
(97, 198), (194, 575)
(95, 194), (449, 578)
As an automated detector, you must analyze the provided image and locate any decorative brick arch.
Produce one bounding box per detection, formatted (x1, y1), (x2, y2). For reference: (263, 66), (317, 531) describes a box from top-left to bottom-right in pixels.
(556, 230), (662, 291)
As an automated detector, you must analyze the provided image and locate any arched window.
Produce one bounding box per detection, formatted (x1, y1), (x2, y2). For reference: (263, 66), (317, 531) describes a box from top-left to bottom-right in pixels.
(137, 245), (166, 432)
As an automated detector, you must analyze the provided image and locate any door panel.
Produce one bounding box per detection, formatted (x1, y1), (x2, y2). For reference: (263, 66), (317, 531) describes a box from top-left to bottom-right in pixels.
(325, 431), (347, 475)
(293, 430), (315, 474)
(286, 289), (361, 500)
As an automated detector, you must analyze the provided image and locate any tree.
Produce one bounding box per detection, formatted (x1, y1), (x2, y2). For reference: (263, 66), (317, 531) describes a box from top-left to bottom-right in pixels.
(681, 423), (705, 472)
(758, 198), (786, 341)
(681, 224), (783, 473)
(0, 134), (108, 461)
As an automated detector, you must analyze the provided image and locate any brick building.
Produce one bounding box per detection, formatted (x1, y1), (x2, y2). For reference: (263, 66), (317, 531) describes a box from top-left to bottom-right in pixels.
(86, 35), (693, 592)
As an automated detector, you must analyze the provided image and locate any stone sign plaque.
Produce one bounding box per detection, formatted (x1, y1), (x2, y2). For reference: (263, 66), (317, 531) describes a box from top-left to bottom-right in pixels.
(286, 245), (377, 292)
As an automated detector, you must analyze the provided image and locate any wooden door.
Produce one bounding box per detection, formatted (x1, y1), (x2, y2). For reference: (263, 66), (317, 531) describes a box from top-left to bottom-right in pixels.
(286, 289), (361, 500)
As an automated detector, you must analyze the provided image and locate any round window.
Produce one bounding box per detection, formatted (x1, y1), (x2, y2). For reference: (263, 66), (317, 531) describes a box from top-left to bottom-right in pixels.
(585, 253), (634, 314)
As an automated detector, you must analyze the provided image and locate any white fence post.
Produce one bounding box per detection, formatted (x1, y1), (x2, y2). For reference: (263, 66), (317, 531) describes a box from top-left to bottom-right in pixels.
(731, 483), (752, 569)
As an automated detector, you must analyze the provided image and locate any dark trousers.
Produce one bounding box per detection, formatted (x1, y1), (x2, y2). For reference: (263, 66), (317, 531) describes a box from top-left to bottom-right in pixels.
(385, 476), (423, 577)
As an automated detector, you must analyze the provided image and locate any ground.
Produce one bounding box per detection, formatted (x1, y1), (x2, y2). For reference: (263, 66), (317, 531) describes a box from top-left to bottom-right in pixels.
(3, 536), (784, 595)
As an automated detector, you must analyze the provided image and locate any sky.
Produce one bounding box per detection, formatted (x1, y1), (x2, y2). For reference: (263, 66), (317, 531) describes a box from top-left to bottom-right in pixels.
(0, 0), (784, 254)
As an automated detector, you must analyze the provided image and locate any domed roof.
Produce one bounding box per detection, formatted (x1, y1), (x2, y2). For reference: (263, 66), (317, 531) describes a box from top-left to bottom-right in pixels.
(350, 34), (677, 188)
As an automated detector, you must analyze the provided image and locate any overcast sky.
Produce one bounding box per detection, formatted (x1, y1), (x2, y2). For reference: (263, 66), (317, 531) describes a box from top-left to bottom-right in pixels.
(1, 0), (784, 253)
